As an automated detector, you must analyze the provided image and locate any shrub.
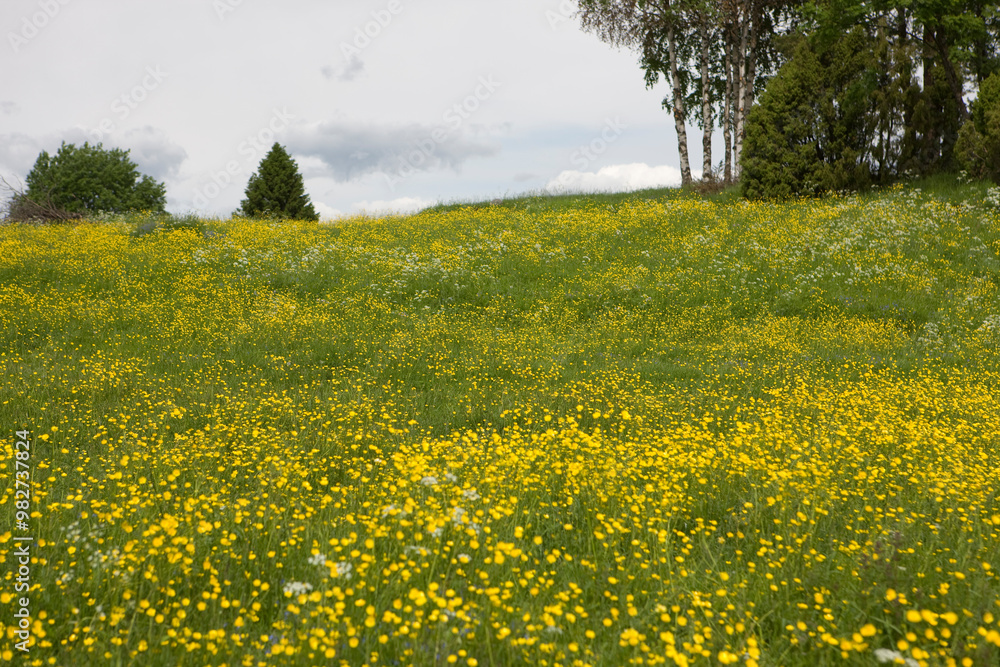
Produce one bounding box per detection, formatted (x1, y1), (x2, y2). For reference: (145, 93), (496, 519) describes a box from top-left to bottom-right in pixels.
(742, 30), (881, 200)
(25, 142), (166, 214)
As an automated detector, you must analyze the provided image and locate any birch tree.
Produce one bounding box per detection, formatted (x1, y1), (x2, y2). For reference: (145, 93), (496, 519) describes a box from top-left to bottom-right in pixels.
(578, 0), (695, 186)
(577, 0), (793, 185)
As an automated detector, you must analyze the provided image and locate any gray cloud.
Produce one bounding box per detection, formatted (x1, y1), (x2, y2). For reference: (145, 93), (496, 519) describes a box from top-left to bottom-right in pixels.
(0, 133), (45, 178)
(286, 120), (501, 182)
(119, 126), (187, 180)
(323, 57), (365, 82)
(0, 126), (186, 183)
(0, 129), (94, 178)
(1, 102), (19, 116)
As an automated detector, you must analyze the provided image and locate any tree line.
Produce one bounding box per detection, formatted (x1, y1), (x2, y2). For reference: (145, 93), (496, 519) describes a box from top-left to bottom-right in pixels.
(2, 142), (318, 223)
(577, 0), (1000, 196)
(6, 2), (999, 220)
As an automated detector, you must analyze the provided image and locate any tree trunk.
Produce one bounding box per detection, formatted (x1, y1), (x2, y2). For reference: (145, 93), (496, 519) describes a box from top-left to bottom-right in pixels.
(700, 11), (714, 181)
(743, 3), (759, 123)
(723, 24), (734, 184)
(733, 0), (760, 181)
(667, 21), (692, 187)
(930, 27), (969, 120)
(922, 23), (939, 168)
(733, 6), (750, 180)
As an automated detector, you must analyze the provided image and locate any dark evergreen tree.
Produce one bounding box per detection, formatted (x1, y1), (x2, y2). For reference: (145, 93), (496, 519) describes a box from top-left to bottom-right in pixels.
(741, 39), (827, 199)
(956, 72), (1000, 183)
(742, 29), (878, 199)
(236, 144), (318, 221)
(25, 142), (166, 214)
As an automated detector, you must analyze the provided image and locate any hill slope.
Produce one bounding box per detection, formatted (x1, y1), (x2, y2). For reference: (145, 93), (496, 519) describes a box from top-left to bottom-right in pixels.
(1, 184), (999, 666)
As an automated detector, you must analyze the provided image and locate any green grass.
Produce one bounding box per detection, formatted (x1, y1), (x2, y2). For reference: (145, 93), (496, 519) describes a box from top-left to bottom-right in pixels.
(0, 179), (998, 666)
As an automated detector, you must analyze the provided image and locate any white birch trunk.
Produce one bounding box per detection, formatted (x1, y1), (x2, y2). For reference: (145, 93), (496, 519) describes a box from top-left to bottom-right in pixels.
(700, 12), (713, 181)
(723, 25), (734, 184)
(667, 21), (692, 187)
(733, 3), (750, 180)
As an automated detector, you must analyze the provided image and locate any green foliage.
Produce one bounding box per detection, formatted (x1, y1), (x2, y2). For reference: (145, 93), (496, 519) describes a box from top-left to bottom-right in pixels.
(956, 72), (1000, 183)
(25, 142), (166, 214)
(742, 30), (878, 199)
(2, 185), (1000, 665)
(236, 143), (318, 221)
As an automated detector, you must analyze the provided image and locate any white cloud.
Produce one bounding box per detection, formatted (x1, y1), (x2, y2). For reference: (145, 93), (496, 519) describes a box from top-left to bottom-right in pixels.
(545, 163), (700, 194)
(313, 201), (345, 221)
(350, 196), (434, 215)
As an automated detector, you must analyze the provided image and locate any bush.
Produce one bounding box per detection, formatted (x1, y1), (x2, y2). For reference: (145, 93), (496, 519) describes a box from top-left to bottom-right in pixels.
(955, 72), (1000, 183)
(742, 30), (880, 199)
(25, 142), (166, 214)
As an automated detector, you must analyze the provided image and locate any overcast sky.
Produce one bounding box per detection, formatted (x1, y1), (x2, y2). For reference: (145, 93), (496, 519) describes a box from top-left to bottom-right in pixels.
(1, 0), (711, 218)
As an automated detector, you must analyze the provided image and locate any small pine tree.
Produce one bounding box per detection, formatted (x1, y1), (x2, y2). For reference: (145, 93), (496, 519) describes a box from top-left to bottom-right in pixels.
(236, 143), (318, 221)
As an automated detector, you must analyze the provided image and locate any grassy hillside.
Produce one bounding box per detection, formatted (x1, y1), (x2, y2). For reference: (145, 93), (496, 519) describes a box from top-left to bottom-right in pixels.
(1, 182), (999, 666)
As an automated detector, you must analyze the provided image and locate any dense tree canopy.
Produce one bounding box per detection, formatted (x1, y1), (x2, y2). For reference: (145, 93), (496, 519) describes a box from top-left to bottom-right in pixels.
(25, 142), (166, 214)
(576, 0), (999, 194)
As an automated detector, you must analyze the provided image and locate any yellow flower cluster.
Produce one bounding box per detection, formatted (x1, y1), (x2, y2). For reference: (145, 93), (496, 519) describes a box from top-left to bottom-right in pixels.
(0, 190), (998, 666)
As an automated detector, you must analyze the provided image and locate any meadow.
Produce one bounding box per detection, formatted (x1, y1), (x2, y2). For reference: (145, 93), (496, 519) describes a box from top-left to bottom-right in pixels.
(1, 181), (999, 666)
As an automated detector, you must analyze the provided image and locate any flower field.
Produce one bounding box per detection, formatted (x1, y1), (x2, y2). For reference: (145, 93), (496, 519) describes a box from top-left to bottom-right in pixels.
(1, 185), (999, 666)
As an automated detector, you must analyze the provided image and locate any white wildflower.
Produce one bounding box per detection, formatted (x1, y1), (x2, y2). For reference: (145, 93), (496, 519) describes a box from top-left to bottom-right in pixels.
(282, 581), (313, 597)
(462, 488), (480, 501)
(420, 476), (439, 486)
(307, 552), (327, 567)
(874, 648), (919, 667)
(333, 561), (353, 579)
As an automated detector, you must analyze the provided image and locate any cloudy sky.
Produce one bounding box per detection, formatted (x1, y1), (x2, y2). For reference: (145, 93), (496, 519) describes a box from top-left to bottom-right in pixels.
(1, 0), (711, 218)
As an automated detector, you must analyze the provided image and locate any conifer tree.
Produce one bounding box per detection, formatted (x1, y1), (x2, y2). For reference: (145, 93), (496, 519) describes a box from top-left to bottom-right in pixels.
(237, 143), (318, 221)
